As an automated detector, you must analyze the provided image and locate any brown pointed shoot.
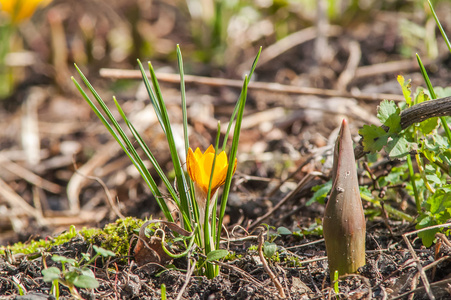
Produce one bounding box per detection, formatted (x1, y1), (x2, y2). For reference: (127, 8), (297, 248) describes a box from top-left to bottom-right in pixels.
(323, 119), (366, 281)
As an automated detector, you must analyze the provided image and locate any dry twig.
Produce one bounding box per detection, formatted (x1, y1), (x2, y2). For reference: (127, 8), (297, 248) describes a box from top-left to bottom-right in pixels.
(99, 68), (406, 102)
(336, 41), (361, 92)
(258, 232), (286, 299)
(249, 171), (323, 231)
(176, 257), (196, 300)
(72, 157), (125, 219)
(402, 232), (436, 300)
(0, 154), (63, 194)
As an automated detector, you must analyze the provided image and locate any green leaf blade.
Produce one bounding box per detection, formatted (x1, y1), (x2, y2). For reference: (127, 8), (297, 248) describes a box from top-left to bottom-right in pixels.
(206, 249), (229, 262)
(359, 125), (389, 153)
(42, 267), (61, 282)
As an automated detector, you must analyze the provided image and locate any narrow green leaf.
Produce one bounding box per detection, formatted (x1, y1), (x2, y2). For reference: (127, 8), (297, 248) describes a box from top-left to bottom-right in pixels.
(222, 47), (261, 150)
(71, 75), (128, 151)
(147, 61), (192, 230)
(416, 54), (437, 99)
(73, 66), (174, 222)
(176, 45), (189, 157)
(113, 98), (177, 222)
(93, 245), (115, 257)
(204, 122), (222, 254)
(416, 54), (451, 146)
(428, 0), (451, 53)
(161, 284), (167, 300)
(137, 60), (164, 130)
(206, 249), (229, 262)
(216, 75), (249, 247)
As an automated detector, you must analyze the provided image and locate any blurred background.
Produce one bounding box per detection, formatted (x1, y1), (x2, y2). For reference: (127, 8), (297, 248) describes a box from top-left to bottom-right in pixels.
(1, 0), (451, 245)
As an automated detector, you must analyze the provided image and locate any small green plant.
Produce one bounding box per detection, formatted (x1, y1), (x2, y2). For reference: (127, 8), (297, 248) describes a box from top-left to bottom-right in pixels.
(161, 283), (167, 300)
(333, 270), (339, 298)
(357, 0), (451, 247)
(72, 46), (261, 278)
(42, 245), (115, 300)
(81, 217), (144, 258)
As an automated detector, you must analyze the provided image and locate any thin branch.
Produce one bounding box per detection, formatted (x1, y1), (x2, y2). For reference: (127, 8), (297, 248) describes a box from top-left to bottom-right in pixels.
(248, 172), (323, 231)
(99, 68), (405, 102)
(355, 96), (451, 159)
(402, 233), (435, 300)
(258, 232), (286, 299)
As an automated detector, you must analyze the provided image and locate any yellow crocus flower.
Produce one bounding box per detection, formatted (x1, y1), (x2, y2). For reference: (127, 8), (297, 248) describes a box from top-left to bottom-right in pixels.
(187, 145), (236, 200)
(187, 144), (236, 247)
(0, 0), (52, 23)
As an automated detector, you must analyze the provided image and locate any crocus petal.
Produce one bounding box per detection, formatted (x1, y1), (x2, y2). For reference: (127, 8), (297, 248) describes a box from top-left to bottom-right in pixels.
(186, 145), (237, 201)
(211, 151), (228, 188)
(194, 147), (203, 160)
(205, 144), (215, 154)
(201, 152), (216, 194)
(0, 0), (52, 23)
(187, 148), (197, 183)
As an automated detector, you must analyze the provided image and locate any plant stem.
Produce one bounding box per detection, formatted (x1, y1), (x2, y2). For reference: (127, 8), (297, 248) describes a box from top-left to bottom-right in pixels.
(415, 153), (435, 194)
(360, 192), (414, 222)
(406, 154), (421, 213)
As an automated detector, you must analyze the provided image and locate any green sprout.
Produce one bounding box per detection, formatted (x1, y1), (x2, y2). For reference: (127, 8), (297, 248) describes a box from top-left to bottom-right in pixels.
(356, 0), (451, 248)
(42, 245), (115, 300)
(72, 46), (261, 278)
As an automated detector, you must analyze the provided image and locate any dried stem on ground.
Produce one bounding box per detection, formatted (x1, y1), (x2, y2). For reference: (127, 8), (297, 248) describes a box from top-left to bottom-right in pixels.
(248, 171), (323, 231)
(99, 68), (406, 102)
(258, 231), (286, 299)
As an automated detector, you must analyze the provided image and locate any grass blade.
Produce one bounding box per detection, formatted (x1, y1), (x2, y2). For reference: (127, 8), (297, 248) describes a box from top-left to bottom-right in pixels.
(112, 97), (181, 217)
(137, 60), (165, 132)
(428, 0), (451, 53)
(147, 61), (193, 230)
(416, 54), (451, 145)
(216, 75), (249, 247)
(177, 45), (190, 157)
(222, 47), (262, 150)
(72, 66), (174, 222)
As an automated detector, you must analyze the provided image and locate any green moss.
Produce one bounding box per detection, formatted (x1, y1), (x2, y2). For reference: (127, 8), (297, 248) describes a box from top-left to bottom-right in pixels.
(0, 225), (78, 255)
(284, 254), (303, 268)
(0, 218), (144, 259)
(80, 217), (144, 258)
(224, 251), (242, 261)
(248, 245), (258, 252)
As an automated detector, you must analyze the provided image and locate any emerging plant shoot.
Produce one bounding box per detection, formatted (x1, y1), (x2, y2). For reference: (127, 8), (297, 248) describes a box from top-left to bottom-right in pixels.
(323, 119), (366, 281)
